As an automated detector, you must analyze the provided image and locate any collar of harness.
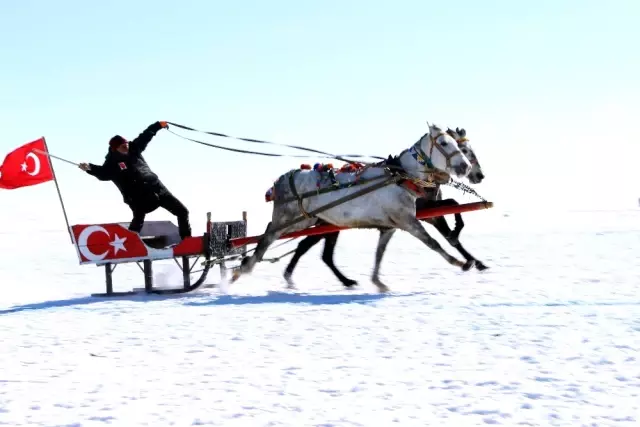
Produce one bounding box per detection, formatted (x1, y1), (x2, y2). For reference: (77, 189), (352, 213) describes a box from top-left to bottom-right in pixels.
(399, 179), (427, 196)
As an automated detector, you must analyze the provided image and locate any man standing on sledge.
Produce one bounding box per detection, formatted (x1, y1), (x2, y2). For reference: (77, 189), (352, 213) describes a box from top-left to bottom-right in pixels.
(78, 121), (192, 240)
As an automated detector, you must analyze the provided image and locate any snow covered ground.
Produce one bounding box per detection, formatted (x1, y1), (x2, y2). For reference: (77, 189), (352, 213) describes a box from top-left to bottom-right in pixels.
(1, 207), (639, 426)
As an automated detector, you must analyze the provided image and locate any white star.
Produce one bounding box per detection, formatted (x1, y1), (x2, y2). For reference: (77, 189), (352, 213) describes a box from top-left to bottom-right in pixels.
(21, 162), (27, 172)
(109, 234), (127, 254)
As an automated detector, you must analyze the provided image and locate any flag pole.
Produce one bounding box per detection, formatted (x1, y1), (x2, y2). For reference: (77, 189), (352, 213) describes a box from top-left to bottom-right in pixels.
(32, 148), (78, 167)
(42, 137), (74, 244)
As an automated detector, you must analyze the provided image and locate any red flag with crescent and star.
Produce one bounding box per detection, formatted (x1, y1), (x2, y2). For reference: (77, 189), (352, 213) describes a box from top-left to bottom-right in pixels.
(0, 138), (54, 190)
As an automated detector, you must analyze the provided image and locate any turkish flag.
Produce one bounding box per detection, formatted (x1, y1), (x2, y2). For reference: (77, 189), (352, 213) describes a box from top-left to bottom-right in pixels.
(0, 138), (54, 190)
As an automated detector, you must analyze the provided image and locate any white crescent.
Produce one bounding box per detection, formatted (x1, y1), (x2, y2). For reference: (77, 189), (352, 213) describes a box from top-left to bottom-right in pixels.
(25, 152), (41, 176)
(77, 225), (110, 261)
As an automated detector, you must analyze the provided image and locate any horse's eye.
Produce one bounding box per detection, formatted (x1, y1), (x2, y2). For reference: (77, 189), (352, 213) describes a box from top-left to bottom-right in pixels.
(461, 148), (468, 154)
(440, 141), (448, 146)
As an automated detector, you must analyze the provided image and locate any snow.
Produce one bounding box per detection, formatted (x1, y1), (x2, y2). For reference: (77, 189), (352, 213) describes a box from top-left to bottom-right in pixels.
(1, 206), (640, 426)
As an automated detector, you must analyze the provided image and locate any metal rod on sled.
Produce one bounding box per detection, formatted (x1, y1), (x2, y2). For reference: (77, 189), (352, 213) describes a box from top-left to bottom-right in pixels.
(228, 201), (494, 248)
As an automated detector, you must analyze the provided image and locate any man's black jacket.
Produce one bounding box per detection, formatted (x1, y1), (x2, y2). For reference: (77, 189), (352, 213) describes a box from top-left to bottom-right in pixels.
(86, 121), (167, 210)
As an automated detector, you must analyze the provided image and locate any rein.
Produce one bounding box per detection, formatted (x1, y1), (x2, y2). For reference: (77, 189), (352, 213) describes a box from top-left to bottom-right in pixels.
(166, 121), (385, 165)
(165, 121), (487, 201)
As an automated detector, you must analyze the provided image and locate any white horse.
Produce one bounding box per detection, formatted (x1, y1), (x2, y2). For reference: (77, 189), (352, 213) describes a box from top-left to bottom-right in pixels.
(449, 127), (484, 184)
(233, 123), (473, 292)
(280, 126), (489, 290)
(413, 126), (488, 267)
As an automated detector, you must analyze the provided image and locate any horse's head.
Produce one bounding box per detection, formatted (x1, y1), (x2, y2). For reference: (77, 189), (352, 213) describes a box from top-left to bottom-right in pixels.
(410, 123), (471, 179)
(446, 127), (485, 184)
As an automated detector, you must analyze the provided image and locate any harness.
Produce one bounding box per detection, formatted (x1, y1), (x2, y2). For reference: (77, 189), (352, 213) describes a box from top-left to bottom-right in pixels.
(279, 131), (462, 219)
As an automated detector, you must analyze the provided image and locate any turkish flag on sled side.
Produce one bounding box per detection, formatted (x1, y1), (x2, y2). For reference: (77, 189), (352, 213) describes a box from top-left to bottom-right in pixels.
(0, 138), (54, 190)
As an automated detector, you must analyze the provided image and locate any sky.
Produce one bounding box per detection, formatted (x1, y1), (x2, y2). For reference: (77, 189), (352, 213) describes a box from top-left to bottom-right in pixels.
(1, 0), (639, 235)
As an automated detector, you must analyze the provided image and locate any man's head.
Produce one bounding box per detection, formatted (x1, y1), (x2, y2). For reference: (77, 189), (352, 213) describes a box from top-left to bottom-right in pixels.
(109, 135), (129, 154)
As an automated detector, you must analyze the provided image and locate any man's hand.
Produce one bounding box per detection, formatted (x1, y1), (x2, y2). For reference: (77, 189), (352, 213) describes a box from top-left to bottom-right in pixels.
(159, 121), (168, 129)
(79, 163), (91, 171)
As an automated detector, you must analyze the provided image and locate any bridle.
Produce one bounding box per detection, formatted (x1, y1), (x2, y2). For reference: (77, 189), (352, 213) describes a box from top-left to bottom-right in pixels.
(453, 136), (480, 167)
(410, 131), (467, 172)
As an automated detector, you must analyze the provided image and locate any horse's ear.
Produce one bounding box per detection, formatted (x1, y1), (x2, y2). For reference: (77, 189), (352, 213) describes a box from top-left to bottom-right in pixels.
(456, 127), (466, 137)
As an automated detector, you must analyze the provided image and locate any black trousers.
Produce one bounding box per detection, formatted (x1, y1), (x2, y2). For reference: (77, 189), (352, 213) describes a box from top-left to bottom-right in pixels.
(128, 190), (192, 239)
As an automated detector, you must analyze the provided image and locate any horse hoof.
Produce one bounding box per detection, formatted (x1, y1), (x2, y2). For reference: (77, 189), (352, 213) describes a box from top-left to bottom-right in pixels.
(342, 279), (358, 288)
(476, 261), (489, 271)
(462, 260), (475, 271)
(283, 271), (296, 288)
(372, 278), (389, 293)
(231, 270), (242, 283)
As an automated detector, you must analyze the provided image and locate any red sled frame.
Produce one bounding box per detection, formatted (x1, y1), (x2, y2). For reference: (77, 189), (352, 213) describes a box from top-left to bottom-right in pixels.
(67, 202), (493, 297)
(69, 211), (249, 297)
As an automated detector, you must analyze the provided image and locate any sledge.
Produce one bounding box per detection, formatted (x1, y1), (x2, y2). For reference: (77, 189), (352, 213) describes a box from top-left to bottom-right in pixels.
(70, 201), (492, 297)
(70, 211), (248, 297)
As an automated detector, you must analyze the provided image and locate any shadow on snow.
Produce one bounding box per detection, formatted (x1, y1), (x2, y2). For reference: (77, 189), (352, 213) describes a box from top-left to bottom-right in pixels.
(183, 291), (403, 307)
(0, 290), (418, 315)
(4, 291), (640, 316)
(0, 294), (193, 315)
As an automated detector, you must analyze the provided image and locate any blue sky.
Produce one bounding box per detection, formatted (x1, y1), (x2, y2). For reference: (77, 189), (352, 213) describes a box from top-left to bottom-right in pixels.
(1, 0), (639, 232)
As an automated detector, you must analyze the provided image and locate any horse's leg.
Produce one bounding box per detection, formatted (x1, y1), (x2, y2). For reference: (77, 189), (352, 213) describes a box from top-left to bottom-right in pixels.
(283, 234), (325, 289)
(399, 215), (475, 271)
(371, 228), (396, 293)
(436, 199), (465, 244)
(429, 215), (489, 271)
(320, 231), (358, 288)
(418, 197), (488, 271)
(234, 218), (316, 282)
(419, 198), (464, 244)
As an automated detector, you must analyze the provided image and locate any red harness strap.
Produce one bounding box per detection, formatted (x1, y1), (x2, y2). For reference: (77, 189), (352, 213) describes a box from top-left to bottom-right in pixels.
(400, 180), (427, 197)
